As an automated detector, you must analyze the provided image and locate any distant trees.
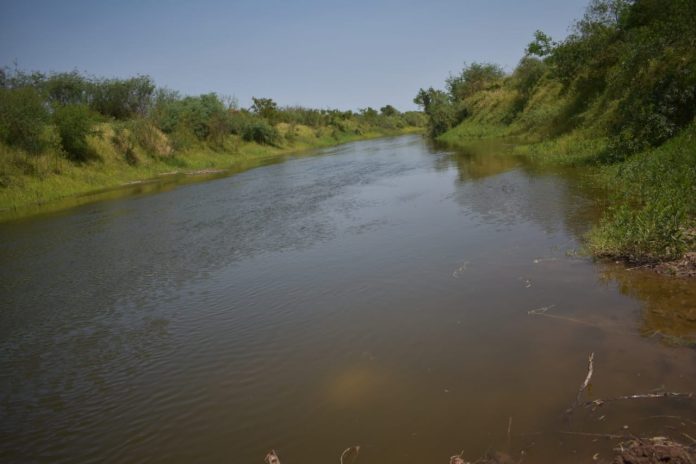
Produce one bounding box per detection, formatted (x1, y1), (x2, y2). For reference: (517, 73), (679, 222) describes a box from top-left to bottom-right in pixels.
(0, 65), (425, 162)
(89, 76), (155, 119)
(416, 0), (696, 157)
(413, 87), (456, 137)
(446, 63), (505, 101)
(380, 105), (398, 117)
(414, 62), (504, 137)
(250, 97), (278, 122)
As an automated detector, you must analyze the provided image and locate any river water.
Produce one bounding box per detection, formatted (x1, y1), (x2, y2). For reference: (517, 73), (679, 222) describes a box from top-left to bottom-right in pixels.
(1, 135), (695, 463)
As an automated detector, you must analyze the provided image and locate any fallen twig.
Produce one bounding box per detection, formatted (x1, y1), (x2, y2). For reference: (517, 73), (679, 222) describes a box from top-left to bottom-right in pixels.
(560, 430), (626, 439)
(585, 392), (695, 409)
(566, 353), (594, 419)
(527, 305), (555, 315)
(340, 445), (360, 464)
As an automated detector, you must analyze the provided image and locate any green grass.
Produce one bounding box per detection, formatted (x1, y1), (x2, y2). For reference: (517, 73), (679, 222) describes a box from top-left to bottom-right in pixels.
(436, 108), (695, 264)
(587, 125), (696, 262)
(0, 124), (422, 221)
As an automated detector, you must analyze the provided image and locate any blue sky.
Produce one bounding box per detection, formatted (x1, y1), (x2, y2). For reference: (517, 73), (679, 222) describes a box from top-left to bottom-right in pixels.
(0, 0), (589, 111)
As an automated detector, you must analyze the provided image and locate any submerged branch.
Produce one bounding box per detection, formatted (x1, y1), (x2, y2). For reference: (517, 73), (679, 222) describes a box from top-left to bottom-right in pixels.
(566, 352), (595, 419)
(586, 392), (695, 409)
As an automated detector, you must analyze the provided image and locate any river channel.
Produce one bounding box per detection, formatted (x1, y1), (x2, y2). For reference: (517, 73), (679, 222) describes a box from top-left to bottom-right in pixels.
(1, 135), (695, 463)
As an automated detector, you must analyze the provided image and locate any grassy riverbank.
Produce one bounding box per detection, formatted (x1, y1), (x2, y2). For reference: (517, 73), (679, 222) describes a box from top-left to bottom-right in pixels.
(415, 0), (696, 267)
(0, 122), (421, 219)
(0, 68), (425, 219)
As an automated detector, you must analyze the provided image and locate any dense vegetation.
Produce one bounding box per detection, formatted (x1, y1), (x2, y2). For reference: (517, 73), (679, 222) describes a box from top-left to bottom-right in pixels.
(0, 67), (425, 214)
(415, 0), (696, 265)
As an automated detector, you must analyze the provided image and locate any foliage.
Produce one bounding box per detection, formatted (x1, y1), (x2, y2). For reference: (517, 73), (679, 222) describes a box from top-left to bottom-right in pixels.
(89, 75), (155, 119)
(446, 62), (505, 101)
(44, 71), (90, 106)
(413, 87), (457, 137)
(590, 125), (696, 261)
(0, 86), (49, 153)
(240, 119), (279, 145)
(155, 93), (227, 141)
(415, 0), (696, 262)
(53, 104), (97, 161)
(380, 105), (399, 117)
(526, 30), (555, 57)
(250, 97), (278, 122)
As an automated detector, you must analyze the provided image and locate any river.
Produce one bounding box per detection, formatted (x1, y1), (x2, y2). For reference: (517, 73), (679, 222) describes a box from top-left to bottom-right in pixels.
(1, 135), (695, 463)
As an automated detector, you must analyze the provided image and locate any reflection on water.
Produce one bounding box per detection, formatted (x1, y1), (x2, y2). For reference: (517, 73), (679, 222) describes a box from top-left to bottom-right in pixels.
(600, 264), (696, 344)
(1, 135), (694, 464)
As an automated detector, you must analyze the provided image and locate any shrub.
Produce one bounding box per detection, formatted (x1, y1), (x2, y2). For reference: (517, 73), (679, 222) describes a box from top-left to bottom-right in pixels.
(446, 62), (505, 101)
(241, 119), (279, 145)
(53, 104), (97, 161)
(89, 75), (155, 119)
(0, 86), (49, 153)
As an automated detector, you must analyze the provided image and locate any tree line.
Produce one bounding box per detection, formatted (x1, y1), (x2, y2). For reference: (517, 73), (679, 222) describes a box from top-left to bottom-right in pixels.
(415, 0), (696, 160)
(0, 67), (425, 162)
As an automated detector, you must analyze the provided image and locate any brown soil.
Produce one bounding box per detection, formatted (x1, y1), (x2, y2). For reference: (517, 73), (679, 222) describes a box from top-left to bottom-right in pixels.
(613, 437), (696, 464)
(653, 252), (696, 278)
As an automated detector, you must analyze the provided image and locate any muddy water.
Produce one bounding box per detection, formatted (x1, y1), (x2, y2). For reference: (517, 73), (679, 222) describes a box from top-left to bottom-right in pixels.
(1, 135), (694, 463)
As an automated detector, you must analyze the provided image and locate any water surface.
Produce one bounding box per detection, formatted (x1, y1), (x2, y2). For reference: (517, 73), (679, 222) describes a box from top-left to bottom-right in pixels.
(1, 135), (695, 463)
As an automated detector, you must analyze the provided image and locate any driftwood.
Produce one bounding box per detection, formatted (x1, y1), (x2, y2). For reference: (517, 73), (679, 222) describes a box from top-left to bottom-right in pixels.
(340, 445), (360, 464)
(565, 353), (595, 419)
(585, 392), (695, 409)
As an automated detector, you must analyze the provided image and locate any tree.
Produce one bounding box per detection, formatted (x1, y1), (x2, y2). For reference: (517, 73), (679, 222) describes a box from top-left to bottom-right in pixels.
(380, 104), (399, 117)
(413, 87), (456, 137)
(250, 97), (278, 122)
(446, 63), (505, 101)
(44, 71), (90, 106)
(526, 30), (554, 57)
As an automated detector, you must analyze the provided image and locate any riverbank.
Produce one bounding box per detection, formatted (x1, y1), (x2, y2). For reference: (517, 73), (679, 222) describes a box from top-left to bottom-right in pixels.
(413, 0), (695, 267)
(435, 118), (696, 271)
(0, 124), (422, 221)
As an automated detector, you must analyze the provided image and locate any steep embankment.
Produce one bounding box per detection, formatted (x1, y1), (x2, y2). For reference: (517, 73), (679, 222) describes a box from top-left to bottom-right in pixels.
(418, 0), (696, 268)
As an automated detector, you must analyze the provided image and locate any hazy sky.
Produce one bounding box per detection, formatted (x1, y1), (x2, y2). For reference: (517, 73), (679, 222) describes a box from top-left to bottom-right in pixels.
(1, 0), (589, 111)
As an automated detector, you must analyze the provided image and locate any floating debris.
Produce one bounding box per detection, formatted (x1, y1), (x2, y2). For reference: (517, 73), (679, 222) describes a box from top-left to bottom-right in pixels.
(527, 304), (555, 315)
(264, 450), (280, 464)
(452, 261), (470, 278)
(340, 445), (360, 464)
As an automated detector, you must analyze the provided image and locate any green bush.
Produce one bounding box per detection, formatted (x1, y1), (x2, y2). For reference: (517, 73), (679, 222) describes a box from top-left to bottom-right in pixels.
(89, 75), (155, 119)
(0, 86), (49, 153)
(154, 93), (227, 141)
(589, 123), (696, 261)
(241, 119), (279, 145)
(53, 104), (97, 161)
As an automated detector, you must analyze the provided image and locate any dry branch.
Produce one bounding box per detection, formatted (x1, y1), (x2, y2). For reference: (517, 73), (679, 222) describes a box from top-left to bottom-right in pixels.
(566, 353), (595, 419)
(585, 392), (695, 409)
(340, 445), (360, 464)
